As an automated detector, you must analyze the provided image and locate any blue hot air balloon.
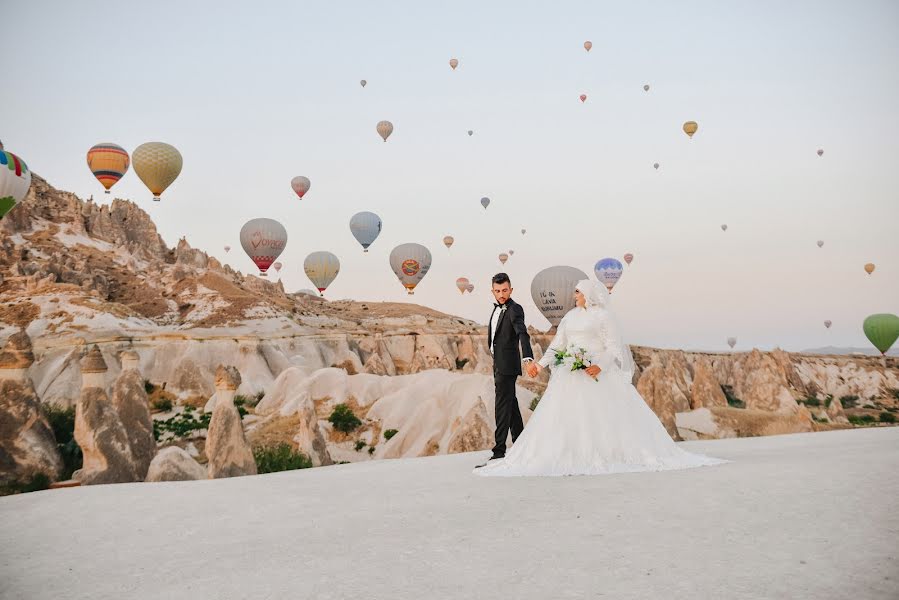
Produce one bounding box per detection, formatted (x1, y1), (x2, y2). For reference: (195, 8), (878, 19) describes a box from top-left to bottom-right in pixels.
(594, 258), (624, 293)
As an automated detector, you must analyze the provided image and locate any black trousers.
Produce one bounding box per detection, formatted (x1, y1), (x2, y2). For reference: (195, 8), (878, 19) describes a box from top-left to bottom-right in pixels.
(493, 372), (524, 457)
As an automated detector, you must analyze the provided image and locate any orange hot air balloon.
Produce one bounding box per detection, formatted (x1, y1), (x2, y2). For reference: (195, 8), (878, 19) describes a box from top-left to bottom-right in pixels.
(683, 121), (698, 138)
(87, 143), (130, 193)
(579, 94), (587, 103)
(864, 263), (875, 275)
(584, 41), (592, 52)
(449, 58), (459, 70)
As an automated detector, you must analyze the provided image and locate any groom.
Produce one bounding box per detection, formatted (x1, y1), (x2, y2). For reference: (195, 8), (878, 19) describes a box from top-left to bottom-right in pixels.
(477, 272), (535, 467)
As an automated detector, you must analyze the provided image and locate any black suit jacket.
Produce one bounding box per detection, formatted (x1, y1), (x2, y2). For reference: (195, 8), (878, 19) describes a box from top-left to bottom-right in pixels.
(488, 298), (534, 376)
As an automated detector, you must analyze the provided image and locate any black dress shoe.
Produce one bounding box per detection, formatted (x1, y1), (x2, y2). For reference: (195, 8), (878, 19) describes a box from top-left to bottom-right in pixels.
(475, 455), (504, 468)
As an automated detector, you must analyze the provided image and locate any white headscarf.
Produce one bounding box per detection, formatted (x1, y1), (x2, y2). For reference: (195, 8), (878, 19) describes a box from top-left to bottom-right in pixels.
(575, 279), (610, 309)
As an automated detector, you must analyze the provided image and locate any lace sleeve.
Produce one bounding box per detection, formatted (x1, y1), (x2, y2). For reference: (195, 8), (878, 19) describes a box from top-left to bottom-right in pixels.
(595, 310), (635, 381)
(538, 314), (568, 368)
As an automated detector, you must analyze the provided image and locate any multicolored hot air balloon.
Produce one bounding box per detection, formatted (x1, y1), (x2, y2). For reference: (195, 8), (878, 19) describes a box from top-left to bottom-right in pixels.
(349, 211), (382, 252)
(817, 240), (824, 248)
(480, 197), (490, 209)
(683, 121), (698, 139)
(360, 80), (367, 87)
(449, 58), (459, 70)
(443, 235), (454, 249)
(304, 251), (340, 295)
(817, 149), (823, 157)
(86, 143), (130, 193)
(865, 263), (875, 275)
(824, 320), (832, 329)
(0, 150), (31, 219)
(594, 258), (624, 293)
(863, 314), (899, 357)
(727, 337), (737, 349)
(584, 41), (592, 52)
(623, 253), (634, 265)
(377, 120), (394, 142)
(291, 176), (311, 200)
(456, 277), (470, 294)
(239, 218), (287, 276)
(643, 84), (650, 92)
(389, 243), (432, 295)
(499, 253), (509, 265)
(531, 265), (589, 329)
(132, 142), (182, 201)
(579, 94), (587, 103)
(721, 224), (728, 232)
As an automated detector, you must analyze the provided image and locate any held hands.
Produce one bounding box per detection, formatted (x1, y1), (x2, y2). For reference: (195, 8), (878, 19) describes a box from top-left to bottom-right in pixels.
(585, 365), (602, 380)
(526, 362), (542, 378)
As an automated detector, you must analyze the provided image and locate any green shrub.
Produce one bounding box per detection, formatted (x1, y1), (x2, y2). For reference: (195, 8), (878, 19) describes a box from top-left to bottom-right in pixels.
(153, 408), (211, 442)
(42, 404), (81, 480)
(232, 396), (250, 417)
(530, 395), (541, 411)
(354, 440), (366, 452)
(0, 473), (51, 496)
(384, 429), (398, 441)
(879, 411), (897, 424)
(889, 388), (899, 401)
(368, 446), (375, 455)
(144, 379), (156, 394)
(151, 398), (173, 412)
(253, 443), (313, 474)
(799, 396), (821, 407)
(328, 404), (362, 433)
(848, 414), (876, 426)
(824, 395), (833, 408)
(455, 358), (469, 370)
(840, 395), (859, 409)
(721, 385), (745, 408)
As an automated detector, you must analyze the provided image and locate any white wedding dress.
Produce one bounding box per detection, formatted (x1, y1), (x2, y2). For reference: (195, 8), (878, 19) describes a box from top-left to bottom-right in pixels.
(475, 282), (728, 477)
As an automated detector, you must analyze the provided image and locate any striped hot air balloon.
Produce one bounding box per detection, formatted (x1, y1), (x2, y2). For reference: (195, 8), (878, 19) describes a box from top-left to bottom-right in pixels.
(0, 150), (31, 219)
(87, 143), (130, 193)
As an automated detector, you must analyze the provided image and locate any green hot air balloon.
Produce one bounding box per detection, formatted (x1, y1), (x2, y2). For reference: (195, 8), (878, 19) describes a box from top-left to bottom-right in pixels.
(863, 314), (899, 358)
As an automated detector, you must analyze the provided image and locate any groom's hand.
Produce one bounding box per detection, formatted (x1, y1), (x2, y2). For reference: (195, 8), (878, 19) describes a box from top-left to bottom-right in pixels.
(527, 363), (540, 378)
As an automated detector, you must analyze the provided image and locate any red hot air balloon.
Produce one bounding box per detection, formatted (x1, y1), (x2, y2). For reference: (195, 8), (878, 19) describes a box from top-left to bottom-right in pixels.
(579, 94), (587, 103)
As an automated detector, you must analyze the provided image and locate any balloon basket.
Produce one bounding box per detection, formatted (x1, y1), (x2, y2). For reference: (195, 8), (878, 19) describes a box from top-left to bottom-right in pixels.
(104, 190), (110, 194)
(363, 249), (369, 253)
(152, 196), (161, 202)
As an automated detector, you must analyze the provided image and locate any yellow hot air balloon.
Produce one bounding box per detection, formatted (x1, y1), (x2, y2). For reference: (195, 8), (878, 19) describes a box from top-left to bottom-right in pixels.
(865, 263), (875, 275)
(86, 143), (130, 193)
(132, 142), (182, 201)
(683, 121), (698, 138)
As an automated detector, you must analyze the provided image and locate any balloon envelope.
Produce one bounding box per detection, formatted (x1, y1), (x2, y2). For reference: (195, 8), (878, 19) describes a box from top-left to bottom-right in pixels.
(132, 142), (182, 200)
(466, 283), (474, 293)
(456, 277), (470, 294)
(863, 314), (899, 355)
(499, 253), (509, 264)
(443, 235), (454, 249)
(449, 58), (458, 70)
(240, 218), (287, 276)
(817, 149), (823, 157)
(864, 263), (875, 275)
(480, 197), (490, 209)
(349, 211), (382, 252)
(360, 80), (367, 87)
(224, 245), (230, 253)
(377, 120), (394, 142)
(817, 240), (824, 248)
(643, 84), (650, 92)
(721, 224), (728, 231)
(824, 320), (832, 329)
(653, 162), (659, 170)
(584, 41), (592, 51)
(727, 337), (737, 349)
(623, 253), (634, 265)
(683, 121), (698, 138)
(291, 176), (311, 199)
(467, 130), (473, 136)
(531, 266), (589, 329)
(579, 94), (587, 102)
(521, 228), (526, 235)
(273, 262), (282, 273)
(304, 251), (340, 294)
(0, 150), (32, 219)
(86, 143), (130, 192)
(594, 258), (624, 292)
(390, 243), (432, 295)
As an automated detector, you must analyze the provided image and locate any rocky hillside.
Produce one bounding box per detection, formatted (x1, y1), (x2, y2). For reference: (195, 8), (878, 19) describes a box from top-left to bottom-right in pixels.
(1, 177), (898, 487)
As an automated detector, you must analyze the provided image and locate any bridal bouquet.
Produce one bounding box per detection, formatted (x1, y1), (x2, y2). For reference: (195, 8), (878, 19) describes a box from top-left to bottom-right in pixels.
(553, 345), (597, 378)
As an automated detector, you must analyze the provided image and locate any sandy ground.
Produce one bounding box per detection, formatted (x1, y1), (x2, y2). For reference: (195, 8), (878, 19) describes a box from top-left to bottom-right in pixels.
(1, 427), (897, 600)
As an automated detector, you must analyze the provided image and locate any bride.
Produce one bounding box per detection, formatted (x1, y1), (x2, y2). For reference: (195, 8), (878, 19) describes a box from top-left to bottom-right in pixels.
(474, 279), (728, 477)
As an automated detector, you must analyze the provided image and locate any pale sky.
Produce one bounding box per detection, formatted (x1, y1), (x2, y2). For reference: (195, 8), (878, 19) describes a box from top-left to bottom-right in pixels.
(3, 1), (897, 351)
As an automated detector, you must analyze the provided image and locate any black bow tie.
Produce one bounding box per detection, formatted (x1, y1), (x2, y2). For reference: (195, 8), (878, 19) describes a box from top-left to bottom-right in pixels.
(494, 303), (504, 309)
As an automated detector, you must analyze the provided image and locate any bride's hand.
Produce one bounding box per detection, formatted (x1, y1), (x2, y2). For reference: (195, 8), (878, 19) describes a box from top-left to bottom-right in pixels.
(585, 365), (601, 379)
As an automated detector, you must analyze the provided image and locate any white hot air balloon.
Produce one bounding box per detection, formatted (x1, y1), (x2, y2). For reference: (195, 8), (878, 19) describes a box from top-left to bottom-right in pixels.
(456, 277), (470, 294)
(721, 224), (728, 232)
(0, 149), (32, 219)
(443, 235), (454, 249)
(377, 120), (394, 142)
(530, 266), (589, 329)
(304, 251), (340, 296)
(480, 197), (490, 209)
(360, 79), (367, 87)
(349, 211), (382, 252)
(240, 218), (288, 276)
(389, 243), (432, 295)
(727, 337), (737, 349)
(290, 176), (311, 200)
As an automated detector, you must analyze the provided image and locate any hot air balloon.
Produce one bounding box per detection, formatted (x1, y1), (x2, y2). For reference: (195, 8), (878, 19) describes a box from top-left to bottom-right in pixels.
(721, 224), (728, 232)
(594, 258), (624, 293)
(449, 58), (459, 70)
(456, 277), (470, 294)
(291, 176), (311, 200)
(643, 84), (650, 92)
(521, 228), (526, 235)
(466, 283), (474, 293)
(273, 262), (283, 273)
(508, 249), (515, 255)
(816, 240), (824, 248)
(360, 80), (367, 87)
(579, 94), (587, 103)
(584, 41), (592, 52)
(727, 337), (737, 349)
(443, 235), (454, 249)
(653, 162), (659, 170)
(0, 150), (32, 219)
(683, 121), (698, 139)
(304, 251), (340, 295)
(623, 253), (634, 265)
(817, 149), (823, 157)
(480, 197), (490, 209)
(863, 314), (899, 357)
(467, 130), (474, 136)
(349, 211), (382, 252)
(377, 120), (394, 142)
(224, 245), (231, 253)
(389, 243), (432, 295)
(132, 142), (182, 201)
(240, 218), (287, 276)
(865, 263), (875, 275)
(0, 139), (3, 150)
(499, 253), (509, 265)
(824, 320), (832, 329)
(531, 266), (589, 329)
(86, 143), (130, 193)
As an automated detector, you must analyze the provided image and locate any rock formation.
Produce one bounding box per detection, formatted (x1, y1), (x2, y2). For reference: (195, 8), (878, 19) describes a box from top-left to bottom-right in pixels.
(0, 331), (62, 485)
(145, 446), (207, 482)
(73, 346), (140, 485)
(111, 350), (156, 479)
(206, 365), (257, 478)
